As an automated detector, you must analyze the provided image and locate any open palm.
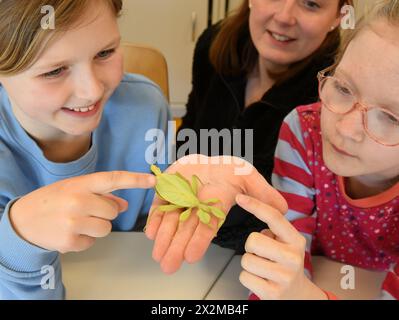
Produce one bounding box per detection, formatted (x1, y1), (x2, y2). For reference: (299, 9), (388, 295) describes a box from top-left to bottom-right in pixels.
(145, 154), (287, 274)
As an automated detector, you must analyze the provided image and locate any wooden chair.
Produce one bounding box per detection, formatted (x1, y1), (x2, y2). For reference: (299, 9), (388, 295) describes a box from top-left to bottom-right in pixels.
(121, 43), (170, 102)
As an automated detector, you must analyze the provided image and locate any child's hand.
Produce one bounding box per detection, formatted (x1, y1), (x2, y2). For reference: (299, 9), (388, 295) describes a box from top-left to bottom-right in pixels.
(9, 171), (156, 253)
(145, 154), (288, 274)
(236, 194), (326, 300)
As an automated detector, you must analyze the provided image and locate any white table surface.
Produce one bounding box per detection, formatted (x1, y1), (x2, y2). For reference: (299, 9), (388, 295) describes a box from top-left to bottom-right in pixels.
(205, 255), (388, 300)
(61, 232), (387, 300)
(61, 232), (234, 300)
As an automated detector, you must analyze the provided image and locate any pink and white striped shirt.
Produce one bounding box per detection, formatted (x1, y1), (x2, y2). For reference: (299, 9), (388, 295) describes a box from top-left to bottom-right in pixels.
(270, 102), (399, 300)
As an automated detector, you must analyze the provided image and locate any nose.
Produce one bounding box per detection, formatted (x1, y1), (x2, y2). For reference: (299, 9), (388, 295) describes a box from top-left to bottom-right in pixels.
(335, 108), (365, 143)
(273, 0), (297, 26)
(73, 65), (104, 104)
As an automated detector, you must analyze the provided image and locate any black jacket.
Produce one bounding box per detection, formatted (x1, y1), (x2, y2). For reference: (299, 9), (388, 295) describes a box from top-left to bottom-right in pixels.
(177, 24), (339, 253)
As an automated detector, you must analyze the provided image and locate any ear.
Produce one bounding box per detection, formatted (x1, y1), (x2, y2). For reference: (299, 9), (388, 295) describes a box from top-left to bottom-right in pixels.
(330, 13), (343, 32)
(248, 0), (252, 9)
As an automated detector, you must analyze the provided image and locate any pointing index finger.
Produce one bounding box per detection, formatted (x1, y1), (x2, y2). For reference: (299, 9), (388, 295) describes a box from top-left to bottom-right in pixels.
(236, 194), (300, 245)
(83, 171), (156, 194)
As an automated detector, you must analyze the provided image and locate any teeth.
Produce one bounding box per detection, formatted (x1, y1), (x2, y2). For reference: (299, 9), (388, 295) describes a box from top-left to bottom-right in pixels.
(271, 32), (291, 42)
(67, 105), (96, 112)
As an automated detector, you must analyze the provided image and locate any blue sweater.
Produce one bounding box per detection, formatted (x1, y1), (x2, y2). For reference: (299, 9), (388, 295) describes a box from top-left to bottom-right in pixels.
(0, 73), (170, 299)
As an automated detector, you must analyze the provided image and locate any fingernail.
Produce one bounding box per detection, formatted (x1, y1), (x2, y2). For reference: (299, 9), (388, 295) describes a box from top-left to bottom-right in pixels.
(236, 194), (249, 204)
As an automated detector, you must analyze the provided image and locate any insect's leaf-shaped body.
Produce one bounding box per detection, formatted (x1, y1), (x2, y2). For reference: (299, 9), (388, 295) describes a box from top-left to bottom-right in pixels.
(155, 173), (199, 207)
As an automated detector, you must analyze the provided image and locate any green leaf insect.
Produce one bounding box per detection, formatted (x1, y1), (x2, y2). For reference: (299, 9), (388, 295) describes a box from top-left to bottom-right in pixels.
(150, 165), (226, 228)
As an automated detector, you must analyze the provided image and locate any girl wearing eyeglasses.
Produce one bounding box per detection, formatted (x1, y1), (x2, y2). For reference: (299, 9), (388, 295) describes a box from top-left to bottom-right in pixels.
(236, 0), (399, 300)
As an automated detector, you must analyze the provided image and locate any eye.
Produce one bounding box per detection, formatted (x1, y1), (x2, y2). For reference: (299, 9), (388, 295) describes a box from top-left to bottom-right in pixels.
(380, 111), (399, 126)
(42, 67), (67, 78)
(303, 0), (321, 10)
(333, 79), (352, 96)
(96, 48), (115, 60)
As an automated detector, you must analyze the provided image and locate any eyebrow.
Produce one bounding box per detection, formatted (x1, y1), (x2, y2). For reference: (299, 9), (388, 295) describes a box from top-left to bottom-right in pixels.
(334, 67), (358, 90)
(33, 36), (121, 71)
(335, 67), (399, 113)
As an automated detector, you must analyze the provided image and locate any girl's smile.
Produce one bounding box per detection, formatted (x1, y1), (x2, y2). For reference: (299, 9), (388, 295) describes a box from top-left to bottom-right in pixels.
(0, 0), (124, 144)
(61, 99), (102, 118)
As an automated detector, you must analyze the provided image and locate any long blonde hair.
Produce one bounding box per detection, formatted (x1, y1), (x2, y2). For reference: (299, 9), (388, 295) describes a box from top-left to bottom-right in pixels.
(0, 0), (123, 76)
